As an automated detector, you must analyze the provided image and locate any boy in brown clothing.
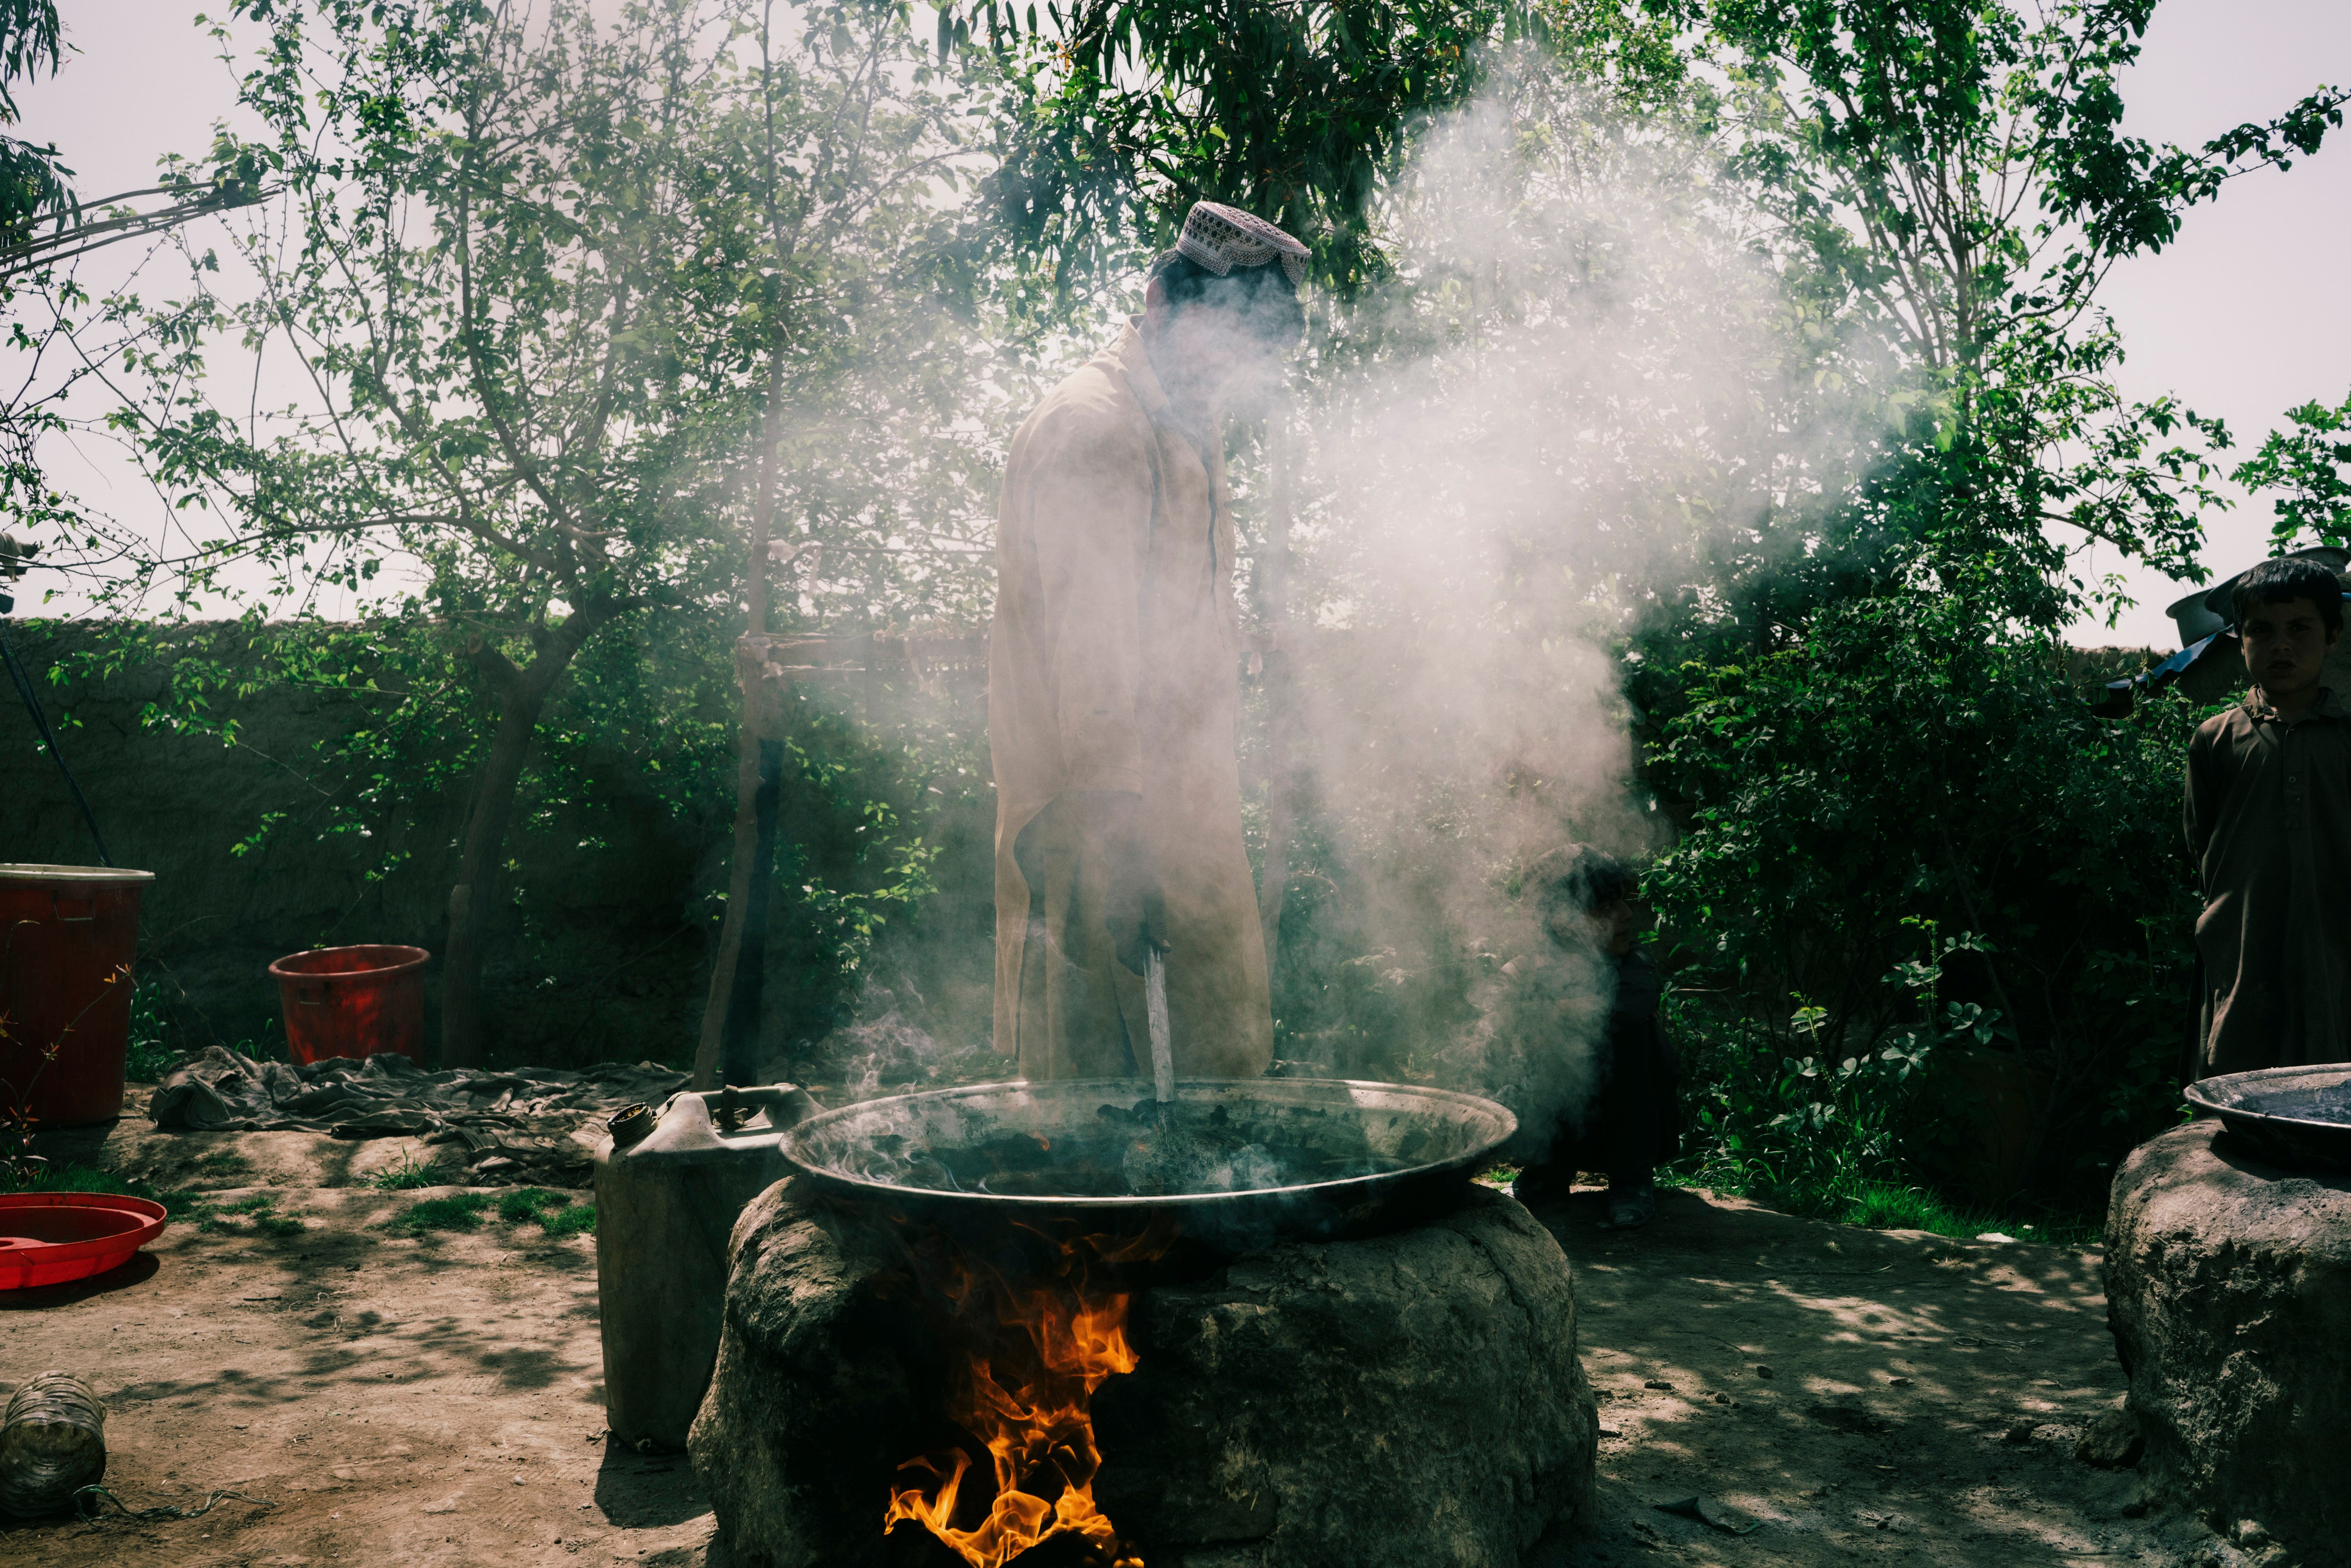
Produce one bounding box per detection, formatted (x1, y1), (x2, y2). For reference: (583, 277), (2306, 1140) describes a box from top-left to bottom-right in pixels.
(2184, 556), (2351, 1077)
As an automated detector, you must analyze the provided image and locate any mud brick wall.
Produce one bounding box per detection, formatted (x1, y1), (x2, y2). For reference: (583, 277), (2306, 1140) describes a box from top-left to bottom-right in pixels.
(0, 620), (721, 1067)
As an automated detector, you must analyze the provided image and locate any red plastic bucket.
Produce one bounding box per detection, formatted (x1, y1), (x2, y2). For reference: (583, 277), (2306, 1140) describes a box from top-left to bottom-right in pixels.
(269, 944), (430, 1065)
(0, 864), (154, 1129)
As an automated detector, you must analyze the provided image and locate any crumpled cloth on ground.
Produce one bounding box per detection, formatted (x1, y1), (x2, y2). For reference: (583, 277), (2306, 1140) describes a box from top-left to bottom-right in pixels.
(148, 1045), (690, 1186)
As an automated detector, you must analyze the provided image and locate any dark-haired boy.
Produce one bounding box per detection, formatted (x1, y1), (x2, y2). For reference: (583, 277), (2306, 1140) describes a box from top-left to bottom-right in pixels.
(1509, 844), (1677, 1228)
(2184, 555), (2351, 1076)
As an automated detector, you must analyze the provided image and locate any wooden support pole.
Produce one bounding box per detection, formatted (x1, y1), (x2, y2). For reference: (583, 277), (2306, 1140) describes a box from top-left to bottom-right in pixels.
(1258, 415), (1297, 974)
(694, 638), (785, 1092)
(693, 358), (787, 1092)
(720, 730), (787, 1087)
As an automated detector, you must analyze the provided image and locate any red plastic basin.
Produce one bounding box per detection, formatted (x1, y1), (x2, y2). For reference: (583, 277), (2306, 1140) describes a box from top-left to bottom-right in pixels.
(269, 943), (430, 1065)
(0, 1191), (167, 1289)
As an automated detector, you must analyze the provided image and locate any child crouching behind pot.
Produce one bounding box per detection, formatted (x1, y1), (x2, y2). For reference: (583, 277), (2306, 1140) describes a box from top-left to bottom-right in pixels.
(1508, 843), (1678, 1229)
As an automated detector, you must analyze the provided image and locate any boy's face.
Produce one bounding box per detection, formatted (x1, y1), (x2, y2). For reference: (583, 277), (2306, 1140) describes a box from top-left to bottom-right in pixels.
(1545, 895), (1637, 957)
(2239, 595), (2339, 701)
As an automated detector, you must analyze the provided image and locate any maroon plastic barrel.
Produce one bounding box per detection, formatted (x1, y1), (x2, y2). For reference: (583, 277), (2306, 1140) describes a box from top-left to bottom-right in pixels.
(268, 944), (430, 1066)
(0, 864), (154, 1129)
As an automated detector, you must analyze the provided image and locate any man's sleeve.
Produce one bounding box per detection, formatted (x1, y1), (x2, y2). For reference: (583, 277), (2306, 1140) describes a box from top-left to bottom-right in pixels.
(1030, 412), (1152, 796)
(2183, 722), (2217, 877)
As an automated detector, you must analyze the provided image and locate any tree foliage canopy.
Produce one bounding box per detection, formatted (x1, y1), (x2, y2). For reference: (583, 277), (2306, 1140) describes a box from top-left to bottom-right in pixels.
(935, 0), (1531, 307)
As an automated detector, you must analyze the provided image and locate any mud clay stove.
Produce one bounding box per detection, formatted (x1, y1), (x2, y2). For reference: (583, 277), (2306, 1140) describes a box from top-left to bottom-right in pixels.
(686, 1078), (1602, 1568)
(2103, 1066), (2351, 1565)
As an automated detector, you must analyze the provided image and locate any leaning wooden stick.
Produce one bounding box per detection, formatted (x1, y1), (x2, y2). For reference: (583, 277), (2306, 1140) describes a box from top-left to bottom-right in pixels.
(1145, 947), (1174, 1104)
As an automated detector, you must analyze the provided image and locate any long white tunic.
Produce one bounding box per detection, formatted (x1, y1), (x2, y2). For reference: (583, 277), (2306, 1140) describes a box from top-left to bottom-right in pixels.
(988, 322), (1274, 1080)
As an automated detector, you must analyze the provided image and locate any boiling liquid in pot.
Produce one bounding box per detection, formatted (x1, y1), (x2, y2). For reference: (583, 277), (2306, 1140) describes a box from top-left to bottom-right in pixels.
(847, 1098), (1417, 1199)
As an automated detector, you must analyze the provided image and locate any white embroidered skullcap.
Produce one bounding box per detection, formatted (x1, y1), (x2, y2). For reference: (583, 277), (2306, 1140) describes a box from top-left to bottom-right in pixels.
(1175, 201), (1310, 288)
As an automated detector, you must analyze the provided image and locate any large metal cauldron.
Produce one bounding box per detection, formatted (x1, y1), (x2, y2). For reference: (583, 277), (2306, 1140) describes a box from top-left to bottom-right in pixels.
(779, 1077), (1517, 1246)
(2185, 1064), (2351, 1172)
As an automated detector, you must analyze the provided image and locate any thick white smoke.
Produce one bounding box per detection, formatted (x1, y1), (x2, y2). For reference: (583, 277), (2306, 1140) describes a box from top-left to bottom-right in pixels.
(1267, 63), (1889, 1156)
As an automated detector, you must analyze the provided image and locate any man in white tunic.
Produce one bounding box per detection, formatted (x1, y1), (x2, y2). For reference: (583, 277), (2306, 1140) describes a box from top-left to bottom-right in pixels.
(989, 202), (1308, 1080)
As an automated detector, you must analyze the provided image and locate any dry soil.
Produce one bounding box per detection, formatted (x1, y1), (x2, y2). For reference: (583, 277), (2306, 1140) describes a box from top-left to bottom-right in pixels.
(1529, 1182), (2262, 1568)
(1, 1119), (2264, 1568)
(6, 1115), (707, 1568)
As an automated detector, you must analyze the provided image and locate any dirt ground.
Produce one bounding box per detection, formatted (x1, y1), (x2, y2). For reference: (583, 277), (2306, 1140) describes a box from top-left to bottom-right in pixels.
(1529, 1183), (2260, 1568)
(5, 1115), (711, 1568)
(3, 1117), (2259, 1568)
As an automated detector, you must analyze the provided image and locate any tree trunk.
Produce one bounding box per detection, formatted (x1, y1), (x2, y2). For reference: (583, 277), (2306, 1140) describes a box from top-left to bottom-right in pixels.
(692, 638), (784, 1091)
(692, 348), (790, 1091)
(440, 617), (605, 1069)
(1258, 418), (1297, 973)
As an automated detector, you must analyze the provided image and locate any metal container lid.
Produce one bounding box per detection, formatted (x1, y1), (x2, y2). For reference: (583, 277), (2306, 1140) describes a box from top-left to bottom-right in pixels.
(601, 1085), (820, 1165)
(2163, 588), (2227, 648)
(0, 863), (155, 885)
(2197, 546), (2351, 629)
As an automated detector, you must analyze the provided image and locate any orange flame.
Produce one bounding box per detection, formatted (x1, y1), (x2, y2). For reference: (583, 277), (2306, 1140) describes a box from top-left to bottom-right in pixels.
(883, 1228), (1164, 1568)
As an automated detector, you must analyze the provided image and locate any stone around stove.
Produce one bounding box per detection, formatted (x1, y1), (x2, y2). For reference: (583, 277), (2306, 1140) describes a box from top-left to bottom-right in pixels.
(2105, 1119), (2351, 1568)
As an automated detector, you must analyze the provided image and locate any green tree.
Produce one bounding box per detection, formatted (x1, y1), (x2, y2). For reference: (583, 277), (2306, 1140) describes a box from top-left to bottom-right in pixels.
(2233, 390), (2351, 550)
(0, 2), (279, 579)
(1642, 595), (2200, 1198)
(936, 0), (1532, 306)
(0, 0), (66, 243)
(1563, 0), (2340, 630)
(1567, 0), (2346, 1203)
(92, 0), (1007, 1063)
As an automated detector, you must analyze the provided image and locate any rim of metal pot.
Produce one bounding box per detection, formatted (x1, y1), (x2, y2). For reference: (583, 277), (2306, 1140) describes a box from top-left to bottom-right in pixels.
(778, 1075), (1518, 1215)
(0, 863), (155, 885)
(2183, 1062), (2351, 1135)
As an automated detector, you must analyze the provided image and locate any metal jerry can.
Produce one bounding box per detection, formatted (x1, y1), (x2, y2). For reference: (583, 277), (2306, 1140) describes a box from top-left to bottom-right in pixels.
(592, 1084), (817, 1450)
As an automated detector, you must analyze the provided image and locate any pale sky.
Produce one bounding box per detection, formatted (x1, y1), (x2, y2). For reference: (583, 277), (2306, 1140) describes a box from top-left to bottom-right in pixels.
(2093, 0), (2351, 647)
(13, 0), (2351, 648)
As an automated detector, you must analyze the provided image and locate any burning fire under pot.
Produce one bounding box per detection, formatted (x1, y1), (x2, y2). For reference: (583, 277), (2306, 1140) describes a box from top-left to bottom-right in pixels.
(685, 1066), (1601, 1568)
(789, 1073), (1515, 1565)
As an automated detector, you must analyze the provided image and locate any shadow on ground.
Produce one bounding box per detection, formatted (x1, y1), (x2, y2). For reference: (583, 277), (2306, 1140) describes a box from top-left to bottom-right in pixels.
(597, 1434), (713, 1529)
(0, 1249), (159, 1310)
(1525, 1183), (2246, 1568)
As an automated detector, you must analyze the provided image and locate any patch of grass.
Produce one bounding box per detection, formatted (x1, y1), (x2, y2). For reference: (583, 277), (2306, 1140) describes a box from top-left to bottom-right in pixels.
(229, 1028), (291, 1064)
(124, 977), (183, 1082)
(1833, 1181), (2101, 1247)
(393, 1190), (494, 1234)
(197, 1151), (257, 1179)
(0, 1162), (150, 1198)
(1669, 1136), (2105, 1246)
(195, 1189), (306, 1237)
(364, 1153), (452, 1191)
(386, 1186), (589, 1242)
(124, 1035), (184, 1083)
(495, 1187), (572, 1224)
(541, 1202), (596, 1238)
(0, 1162), (225, 1224)
(3, 1161), (314, 1237)
(495, 1186), (595, 1238)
